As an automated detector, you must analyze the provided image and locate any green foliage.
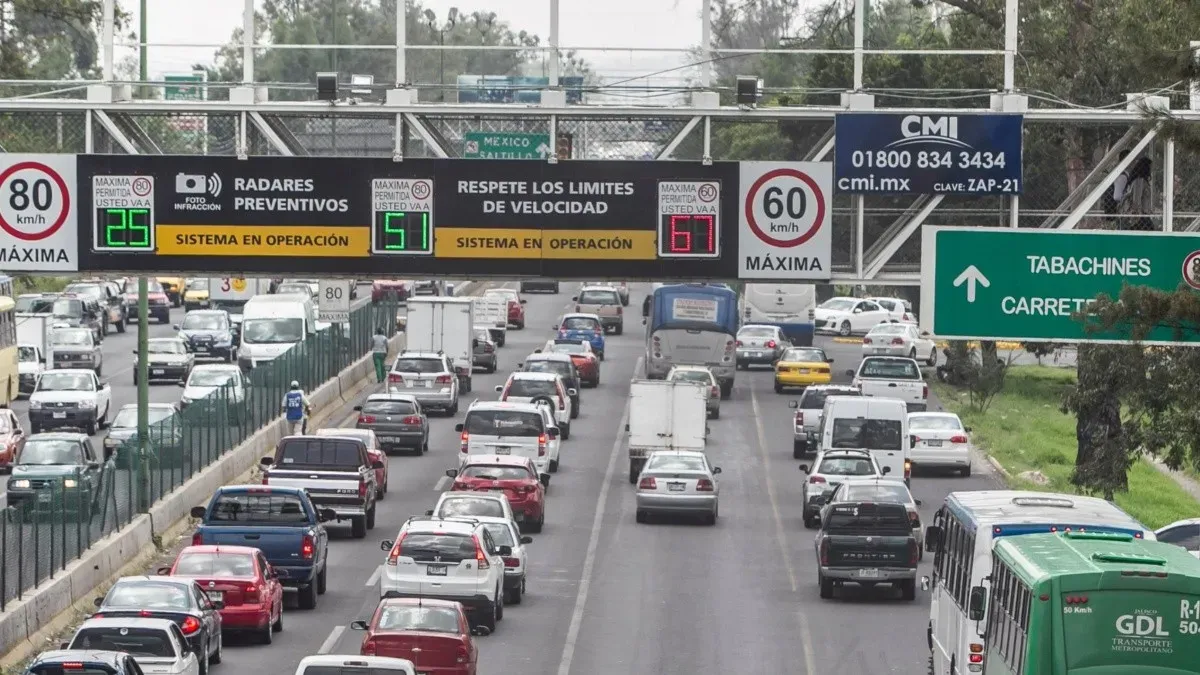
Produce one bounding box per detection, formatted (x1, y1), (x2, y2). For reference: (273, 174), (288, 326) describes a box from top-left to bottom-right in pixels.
(1023, 342), (1061, 363)
(0, 0), (122, 81)
(13, 276), (70, 294)
(938, 340), (1013, 413)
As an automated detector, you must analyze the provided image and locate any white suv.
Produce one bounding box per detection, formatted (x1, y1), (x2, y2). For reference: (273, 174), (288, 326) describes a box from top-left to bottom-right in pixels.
(379, 516), (508, 631)
(456, 401), (562, 474)
(496, 371), (576, 439)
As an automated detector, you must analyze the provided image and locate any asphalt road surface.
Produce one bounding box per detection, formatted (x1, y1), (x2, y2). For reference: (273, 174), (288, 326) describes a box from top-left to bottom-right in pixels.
(123, 281), (1001, 675)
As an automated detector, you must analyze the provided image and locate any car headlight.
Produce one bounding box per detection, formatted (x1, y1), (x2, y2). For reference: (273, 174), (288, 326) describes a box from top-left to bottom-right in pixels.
(29, 400), (42, 409)
(78, 400), (96, 409)
(62, 478), (77, 488)
(10, 479), (29, 489)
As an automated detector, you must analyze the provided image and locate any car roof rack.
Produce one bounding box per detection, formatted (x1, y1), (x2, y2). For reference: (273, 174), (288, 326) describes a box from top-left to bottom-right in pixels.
(407, 515), (479, 526)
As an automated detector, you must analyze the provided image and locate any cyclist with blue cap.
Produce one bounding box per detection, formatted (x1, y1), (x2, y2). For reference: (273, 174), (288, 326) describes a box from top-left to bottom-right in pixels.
(281, 380), (312, 435)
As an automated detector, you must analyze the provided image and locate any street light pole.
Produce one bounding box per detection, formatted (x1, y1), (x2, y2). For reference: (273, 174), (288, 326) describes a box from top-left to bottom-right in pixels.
(136, 0), (151, 512)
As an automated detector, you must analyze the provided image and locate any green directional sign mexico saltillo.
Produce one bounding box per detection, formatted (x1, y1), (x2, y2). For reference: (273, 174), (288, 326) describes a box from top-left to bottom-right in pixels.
(921, 226), (1200, 344)
(462, 131), (552, 159)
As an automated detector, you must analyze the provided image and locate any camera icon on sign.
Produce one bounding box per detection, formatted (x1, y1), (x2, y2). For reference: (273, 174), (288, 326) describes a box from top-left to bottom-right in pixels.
(175, 173), (223, 197)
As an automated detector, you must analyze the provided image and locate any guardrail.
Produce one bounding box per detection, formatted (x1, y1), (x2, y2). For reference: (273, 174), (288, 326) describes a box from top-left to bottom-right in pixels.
(0, 297), (402, 610)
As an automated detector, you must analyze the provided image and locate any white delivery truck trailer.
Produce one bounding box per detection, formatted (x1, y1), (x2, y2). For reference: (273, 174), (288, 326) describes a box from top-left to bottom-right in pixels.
(15, 313), (50, 382)
(471, 295), (508, 347)
(405, 297), (476, 393)
(210, 277), (271, 336)
(626, 378), (708, 483)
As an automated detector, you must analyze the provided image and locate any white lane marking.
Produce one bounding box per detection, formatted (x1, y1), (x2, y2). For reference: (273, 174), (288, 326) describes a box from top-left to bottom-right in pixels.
(317, 625), (345, 654)
(365, 564), (382, 587)
(433, 475), (451, 491)
(751, 383), (816, 675)
(554, 355), (640, 675)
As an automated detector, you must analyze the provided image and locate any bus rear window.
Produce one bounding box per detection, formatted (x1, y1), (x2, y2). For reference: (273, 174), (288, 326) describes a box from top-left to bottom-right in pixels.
(1063, 590), (1194, 671)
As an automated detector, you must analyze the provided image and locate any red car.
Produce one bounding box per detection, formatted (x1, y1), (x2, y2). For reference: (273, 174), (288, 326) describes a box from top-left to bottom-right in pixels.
(162, 545), (284, 644)
(125, 284), (171, 323)
(543, 339), (600, 387)
(353, 597), (481, 674)
(445, 454), (547, 532)
(484, 289), (525, 329)
(372, 280), (410, 303)
(0, 409), (25, 471)
(313, 428), (389, 498)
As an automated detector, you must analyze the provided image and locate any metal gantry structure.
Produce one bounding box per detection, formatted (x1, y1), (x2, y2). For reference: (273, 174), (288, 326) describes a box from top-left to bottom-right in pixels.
(0, 0), (1194, 284)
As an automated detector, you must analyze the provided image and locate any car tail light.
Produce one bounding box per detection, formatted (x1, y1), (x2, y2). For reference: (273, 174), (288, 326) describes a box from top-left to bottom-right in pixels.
(808, 475), (826, 484)
(436, 374), (453, 385)
(724, 340), (735, 354)
(261, 474), (269, 485)
(819, 539), (829, 565)
(908, 539), (919, 565)
(557, 396), (565, 410)
(736, 340), (743, 347)
(387, 373), (404, 386)
(483, 344), (494, 353)
(616, 305), (622, 315)
(386, 534), (405, 566)
(401, 415), (422, 425)
(711, 385), (719, 398)
(503, 557), (520, 568)
(361, 636), (377, 656)
(766, 340), (777, 348)
(358, 480), (368, 499)
(456, 644), (470, 663)
(908, 509), (920, 529)
(794, 411), (804, 429)
(192, 532), (203, 546)
(537, 434), (547, 456)
(969, 654), (983, 664)
(904, 313), (913, 321)
(460, 431), (469, 453)
(521, 484), (537, 493)
(639, 476), (657, 489)
(244, 584), (260, 603)
(922, 384), (929, 399)
(863, 337), (872, 345)
(301, 534), (315, 560)
(891, 338), (904, 345)
(696, 479), (714, 492)
(950, 434), (968, 444)
(904, 460), (912, 481)
(61, 664), (85, 670)
(358, 414), (376, 424)
(473, 536), (490, 569)
(181, 616), (201, 635)
(450, 480), (464, 491)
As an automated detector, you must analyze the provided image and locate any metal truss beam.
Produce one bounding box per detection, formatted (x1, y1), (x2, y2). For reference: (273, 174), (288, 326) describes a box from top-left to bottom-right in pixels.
(0, 98), (1187, 123)
(804, 126), (835, 162)
(829, 270), (920, 285)
(403, 113), (449, 158)
(248, 112), (305, 156)
(1057, 127), (1158, 230)
(862, 195), (944, 279)
(656, 116), (702, 160)
(93, 110), (139, 154)
(1038, 126), (1138, 228)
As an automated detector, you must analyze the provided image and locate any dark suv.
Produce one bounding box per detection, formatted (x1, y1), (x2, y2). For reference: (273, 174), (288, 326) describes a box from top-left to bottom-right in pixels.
(50, 295), (105, 342)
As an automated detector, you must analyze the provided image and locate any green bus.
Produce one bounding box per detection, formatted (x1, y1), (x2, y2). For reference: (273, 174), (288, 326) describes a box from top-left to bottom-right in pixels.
(978, 530), (1200, 674)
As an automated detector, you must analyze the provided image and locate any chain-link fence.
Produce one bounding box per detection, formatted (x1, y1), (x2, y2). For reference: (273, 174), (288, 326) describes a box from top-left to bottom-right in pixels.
(0, 298), (400, 610)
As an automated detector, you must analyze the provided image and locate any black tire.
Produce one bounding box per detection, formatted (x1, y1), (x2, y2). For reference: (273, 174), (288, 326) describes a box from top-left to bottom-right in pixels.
(909, 348), (917, 360)
(961, 464), (972, 477)
(528, 514), (544, 533)
(351, 515), (367, 538)
(711, 408), (720, 419)
(900, 579), (916, 601)
(299, 581), (317, 609)
(260, 622), (273, 644)
(366, 504), (376, 529)
(210, 633), (221, 664)
(570, 405), (579, 420)
(549, 459), (559, 474)
(793, 439), (806, 459)
(198, 640), (209, 675)
(774, 382), (783, 394)
(316, 565), (327, 594)
(819, 573), (834, 599)
(615, 325), (623, 336)
(478, 600), (498, 632)
(115, 319), (126, 334)
(505, 586), (521, 605)
(927, 349), (937, 367)
(422, 439), (430, 454)
(803, 514), (817, 529)
(272, 604), (283, 632)
(839, 321), (852, 337)
(561, 422), (571, 440)
(720, 382), (732, 399)
(635, 510), (647, 523)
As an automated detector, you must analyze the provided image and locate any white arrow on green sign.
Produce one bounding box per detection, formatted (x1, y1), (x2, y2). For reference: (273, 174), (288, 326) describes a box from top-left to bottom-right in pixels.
(920, 226), (1200, 343)
(462, 131), (551, 159)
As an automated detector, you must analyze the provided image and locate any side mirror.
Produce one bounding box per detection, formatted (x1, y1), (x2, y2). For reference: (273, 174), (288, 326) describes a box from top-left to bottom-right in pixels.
(642, 318), (647, 325)
(172, 324), (180, 330)
(380, 539), (394, 551)
(881, 466), (892, 474)
(93, 596), (104, 607)
(826, 358), (835, 363)
(567, 388), (577, 397)
(210, 599), (225, 610)
(260, 456), (274, 466)
(353, 405), (362, 412)
(547, 428), (560, 439)
(844, 369), (856, 377)
(787, 401), (798, 409)
(494, 385), (503, 392)
(968, 586), (987, 621)
(712, 467), (722, 474)
(454, 423), (464, 432)
(318, 508), (337, 522)
(571, 296), (579, 302)
(349, 620), (369, 630)
(915, 498), (923, 507)
(496, 545), (512, 556)
(156, 566), (171, 575)
(925, 525), (943, 552)
(539, 473), (550, 487)
(520, 535), (533, 544)
(60, 641), (70, 650)
(189, 505), (207, 519)
(920, 576), (931, 591)
(520, 299), (527, 304)
(371, 460), (384, 470)
(533, 349), (542, 354)
(472, 338), (479, 348)
(921, 331), (931, 337)
(445, 469), (458, 478)
(177, 381), (187, 388)
(425, 509), (434, 516)
(799, 464), (809, 473)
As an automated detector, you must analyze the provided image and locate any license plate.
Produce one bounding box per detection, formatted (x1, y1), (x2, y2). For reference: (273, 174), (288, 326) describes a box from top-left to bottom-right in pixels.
(196, 346), (209, 351)
(52, 412), (66, 419)
(926, 440), (943, 447)
(752, 351), (763, 357)
(379, 437), (400, 443)
(489, 488), (505, 493)
(798, 368), (809, 374)
(668, 482), (685, 492)
(494, 447), (511, 455)
(38, 492), (51, 502)
(152, 369), (165, 375)
(207, 591), (223, 602)
(426, 565), (447, 576)
(859, 568), (880, 578)
(423, 380), (433, 388)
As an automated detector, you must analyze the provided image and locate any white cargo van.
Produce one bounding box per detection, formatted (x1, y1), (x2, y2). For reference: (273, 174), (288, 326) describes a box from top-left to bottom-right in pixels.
(406, 297), (475, 393)
(817, 396), (911, 484)
(237, 294), (317, 370)
(626, 379), (708, 483)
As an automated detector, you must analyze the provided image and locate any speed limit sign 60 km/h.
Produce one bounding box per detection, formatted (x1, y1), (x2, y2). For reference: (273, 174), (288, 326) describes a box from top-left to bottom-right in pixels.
(0, 154), (78, 271)
(737, 162), (832, 280)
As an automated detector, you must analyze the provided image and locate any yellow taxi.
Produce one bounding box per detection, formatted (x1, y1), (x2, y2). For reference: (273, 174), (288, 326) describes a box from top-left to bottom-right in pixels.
(773, 345), (834, 393)
(156, 276), (185, 307)
(182, 278), (211, 310)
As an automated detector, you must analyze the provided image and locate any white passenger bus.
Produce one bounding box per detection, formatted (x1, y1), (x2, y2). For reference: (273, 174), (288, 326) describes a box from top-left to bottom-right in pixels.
(923, 490), (1153, 675)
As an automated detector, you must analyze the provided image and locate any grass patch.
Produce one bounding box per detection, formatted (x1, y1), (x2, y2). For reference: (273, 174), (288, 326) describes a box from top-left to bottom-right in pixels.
(931, 365), (1198, 529)
(12, 275), (71, 294)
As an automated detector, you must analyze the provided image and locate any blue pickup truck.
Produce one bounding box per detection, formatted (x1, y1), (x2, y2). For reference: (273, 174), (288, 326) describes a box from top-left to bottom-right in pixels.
(189, 485), (333, 610)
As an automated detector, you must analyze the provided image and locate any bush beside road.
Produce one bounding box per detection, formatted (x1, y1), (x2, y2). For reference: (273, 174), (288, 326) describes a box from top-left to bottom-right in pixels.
(932, 365), (1199, 529)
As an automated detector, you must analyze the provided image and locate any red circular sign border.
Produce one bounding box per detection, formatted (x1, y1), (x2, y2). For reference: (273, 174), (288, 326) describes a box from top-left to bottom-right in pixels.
(743, 167), (826, 248)
(1182, 250), (1200, 290)
(0, 161), (71, 241)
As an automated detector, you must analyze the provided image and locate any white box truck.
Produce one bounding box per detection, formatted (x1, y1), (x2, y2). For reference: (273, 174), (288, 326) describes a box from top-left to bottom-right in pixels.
(405, 297), (476, 392)
(16, 314), (50, 386)
(471, 295), (508, 347)
(626, 378), (708, 482)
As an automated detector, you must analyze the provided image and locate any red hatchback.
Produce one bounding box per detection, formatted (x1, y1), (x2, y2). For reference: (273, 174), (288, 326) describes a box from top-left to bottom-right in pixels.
(484, 289), (525, 329)
(163, 545), (284, 644)
(445, 455), (547, 532)
(352, 597), (481, 674)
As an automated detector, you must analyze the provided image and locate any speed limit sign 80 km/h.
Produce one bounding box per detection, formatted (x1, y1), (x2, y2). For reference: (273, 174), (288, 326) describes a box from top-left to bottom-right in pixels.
(0, 154), (78, 271)
(737, 162), (832, 280)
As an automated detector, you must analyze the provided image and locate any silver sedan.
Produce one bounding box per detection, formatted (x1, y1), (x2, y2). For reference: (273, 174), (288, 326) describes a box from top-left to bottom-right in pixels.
(634, 450), (722, 525)
(735, 324), (790, 368)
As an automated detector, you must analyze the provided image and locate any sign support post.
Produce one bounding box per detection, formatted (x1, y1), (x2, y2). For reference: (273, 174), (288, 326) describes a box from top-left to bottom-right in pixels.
(136, 276), (150, 513)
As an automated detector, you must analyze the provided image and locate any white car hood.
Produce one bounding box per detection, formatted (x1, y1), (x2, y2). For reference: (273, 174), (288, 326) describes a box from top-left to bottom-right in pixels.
(149, 354), (190, 365)
(30, 390), (95, 404)
(241, 342), (294, 359)
(183, 384), (239, 401)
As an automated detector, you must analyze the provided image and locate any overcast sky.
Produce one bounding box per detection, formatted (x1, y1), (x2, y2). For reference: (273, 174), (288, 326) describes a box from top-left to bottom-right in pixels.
(122, 0), (712, 83)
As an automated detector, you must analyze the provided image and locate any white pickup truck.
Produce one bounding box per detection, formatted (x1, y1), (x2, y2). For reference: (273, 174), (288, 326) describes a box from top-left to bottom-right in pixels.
(847, 356), (928, 412)
(28, 369), (113, 435)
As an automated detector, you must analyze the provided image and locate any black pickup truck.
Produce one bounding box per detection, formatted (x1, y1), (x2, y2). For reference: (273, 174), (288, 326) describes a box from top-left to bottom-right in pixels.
(814, 500), (918, 601)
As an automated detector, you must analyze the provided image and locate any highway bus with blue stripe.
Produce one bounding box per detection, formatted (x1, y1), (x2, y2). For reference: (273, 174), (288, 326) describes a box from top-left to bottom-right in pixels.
(923, 490), (1154, 675)
(644, 284), (738, 397)
(740, 283), (816, 347)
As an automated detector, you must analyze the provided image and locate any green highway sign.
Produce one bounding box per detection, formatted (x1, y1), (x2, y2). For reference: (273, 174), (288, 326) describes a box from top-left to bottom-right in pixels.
(920, 226), (1200, 343)
(462, 132), (551, 160)
(164, 72), (206, 101)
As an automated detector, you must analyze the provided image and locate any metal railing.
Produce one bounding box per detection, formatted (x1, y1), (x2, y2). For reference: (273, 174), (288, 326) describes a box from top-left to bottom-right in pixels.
(0, 298), (400, 610)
